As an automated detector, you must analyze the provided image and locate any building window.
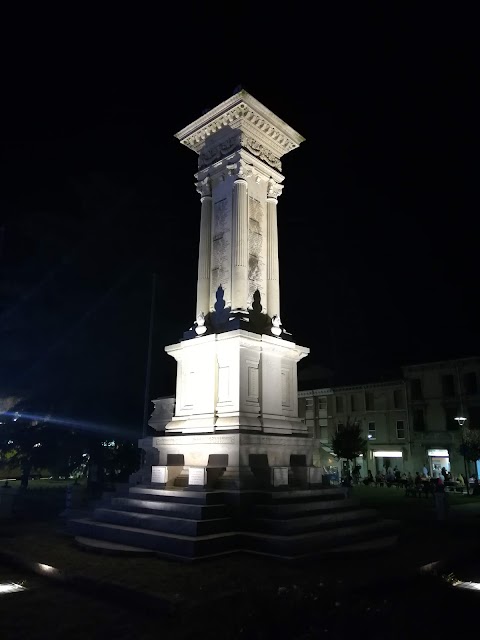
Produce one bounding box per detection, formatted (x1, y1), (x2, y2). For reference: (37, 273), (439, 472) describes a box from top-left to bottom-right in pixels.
(413, 409), (425, 431)
(468, 407), (480, 430)
(411, 379), (422, 401)
(442, 374), (455, 397)
(318, 396), (327, 411)
(351, 394), (356, 411)
(444, 406), (459, 431)
(305, 397), (314, 411)
(464, 372), (478, 395)
(368, 421), (376, 440)
(396, 420), (405, 439)
(365, 391), (374, 411)
(336, 396), (344, 413)
(337, 422), (345, 433)
(393, 389), (403, 409)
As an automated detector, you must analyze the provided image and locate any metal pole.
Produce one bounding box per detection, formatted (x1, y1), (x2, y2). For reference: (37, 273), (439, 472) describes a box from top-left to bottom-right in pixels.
(142, 273), (157, 440)
(456, 363), (469, 495)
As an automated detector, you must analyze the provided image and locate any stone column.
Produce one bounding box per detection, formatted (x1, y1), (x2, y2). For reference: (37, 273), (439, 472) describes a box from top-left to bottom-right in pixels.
(195, 178), (212, 317)
(231, 172), (248, 311)
(267, 179), (283, 318)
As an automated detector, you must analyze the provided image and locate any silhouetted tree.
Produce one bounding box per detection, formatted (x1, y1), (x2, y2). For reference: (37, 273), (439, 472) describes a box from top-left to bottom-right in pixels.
(331, 419), (367, 470)
(460, 427), (480, 470)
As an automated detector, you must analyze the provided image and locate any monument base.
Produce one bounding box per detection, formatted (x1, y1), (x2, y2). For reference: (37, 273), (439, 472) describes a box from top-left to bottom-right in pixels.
(139, 432), (316, 489)
(67, 484), (398, 560)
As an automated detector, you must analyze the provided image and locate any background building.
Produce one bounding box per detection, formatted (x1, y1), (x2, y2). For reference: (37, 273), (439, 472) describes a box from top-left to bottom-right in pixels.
(298, 380), (410, 477)
(403, 357), (480, 477)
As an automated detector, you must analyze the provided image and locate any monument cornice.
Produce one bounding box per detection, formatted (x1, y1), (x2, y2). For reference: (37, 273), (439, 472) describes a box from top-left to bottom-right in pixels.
(175, 90), (304, 169)
(195, 149), (285, 185)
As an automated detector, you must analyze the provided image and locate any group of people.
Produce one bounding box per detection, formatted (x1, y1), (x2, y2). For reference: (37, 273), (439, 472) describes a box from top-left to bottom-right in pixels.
(361, 466), (408, 487)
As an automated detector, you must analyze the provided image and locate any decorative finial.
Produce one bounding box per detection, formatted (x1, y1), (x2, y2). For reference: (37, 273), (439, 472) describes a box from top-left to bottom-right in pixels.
(271, 315), (283, 337)
(195, 312), (207, 336)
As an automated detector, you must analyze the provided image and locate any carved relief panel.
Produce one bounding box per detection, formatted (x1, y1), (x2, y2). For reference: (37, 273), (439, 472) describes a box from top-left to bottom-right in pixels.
(248, 195), (266, 306)
(211, 192), (232, 307)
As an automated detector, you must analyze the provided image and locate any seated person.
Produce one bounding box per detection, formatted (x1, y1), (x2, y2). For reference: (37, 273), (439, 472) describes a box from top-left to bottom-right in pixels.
(386, 470), (395, 484)
(414, 471), (422, 486)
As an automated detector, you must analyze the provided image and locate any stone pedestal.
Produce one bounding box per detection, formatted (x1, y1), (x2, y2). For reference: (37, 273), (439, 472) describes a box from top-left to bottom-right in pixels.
(140, 432), (315, 489)
(165, 329), (308, 436)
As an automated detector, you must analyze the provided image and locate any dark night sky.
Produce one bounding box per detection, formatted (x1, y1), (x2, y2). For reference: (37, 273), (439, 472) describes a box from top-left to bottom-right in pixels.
(1, 7), (477, 433)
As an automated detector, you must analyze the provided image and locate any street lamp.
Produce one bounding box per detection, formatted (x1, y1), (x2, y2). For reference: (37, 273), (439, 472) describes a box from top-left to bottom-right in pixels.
(458, 416), (471, 496)
(456, 416), (470, 495)
(455, 364), (471, 494)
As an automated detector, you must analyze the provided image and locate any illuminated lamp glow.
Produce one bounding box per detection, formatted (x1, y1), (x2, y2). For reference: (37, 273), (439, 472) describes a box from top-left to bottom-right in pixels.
(0, 583), (26, 595)
(373, 451), (403, 458)
(455, 416), (467, 427)
(454, 581), (480, 591)
(36, 563), (59, 576)
(368, 434), (373, 439)
(427, 449), (449, 457)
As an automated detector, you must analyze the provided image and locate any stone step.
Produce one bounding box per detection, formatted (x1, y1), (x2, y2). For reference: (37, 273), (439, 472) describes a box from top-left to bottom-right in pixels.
(252, 508), (378, 534)
(244, 519), (398, 557)
(255, 498), (358, 518)
(94, 508), (233, 536)
(75, 536), (154, 555)
(262, 488), (346, 503)
(110, 497), (229, 520)
(128, 486), (226, 505)
(68, 518), (238, 557)
(327, 534), (398, 553)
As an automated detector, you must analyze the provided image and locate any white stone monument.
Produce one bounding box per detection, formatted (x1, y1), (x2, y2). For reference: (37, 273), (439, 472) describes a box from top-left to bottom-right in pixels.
(140, 90), (312, 488)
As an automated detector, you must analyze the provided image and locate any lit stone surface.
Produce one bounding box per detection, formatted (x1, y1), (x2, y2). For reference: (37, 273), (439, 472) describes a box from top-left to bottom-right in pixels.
(151, 466), (168, 484)
(271, 467), (289, 487)
(141, 91), (312, 488)
(308, 467), (323, 485)
(175, 90), (304, 316)
(188, 467), (208, 486)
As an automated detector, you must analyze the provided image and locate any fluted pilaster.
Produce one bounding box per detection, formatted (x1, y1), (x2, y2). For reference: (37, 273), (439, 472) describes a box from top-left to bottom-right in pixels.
(231, 177), (248, 310)
(267, 180), (282, 317)
(196, 179), (212, 316)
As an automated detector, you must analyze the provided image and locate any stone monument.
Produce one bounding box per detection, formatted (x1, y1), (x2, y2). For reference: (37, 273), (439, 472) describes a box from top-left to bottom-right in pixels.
(142, 89), (313, 489)
(68, 91), (397, 558)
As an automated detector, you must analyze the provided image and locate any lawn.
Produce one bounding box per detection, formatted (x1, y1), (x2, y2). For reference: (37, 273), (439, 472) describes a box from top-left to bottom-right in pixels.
(353, 483), (480, 521)
(1, 478), (86, 490)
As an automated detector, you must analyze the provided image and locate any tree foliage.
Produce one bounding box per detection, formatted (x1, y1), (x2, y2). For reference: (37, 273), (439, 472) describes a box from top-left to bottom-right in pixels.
(460, 427), (480, 463)
(331, 420), (367, 463)
(0, 414), (56, 486)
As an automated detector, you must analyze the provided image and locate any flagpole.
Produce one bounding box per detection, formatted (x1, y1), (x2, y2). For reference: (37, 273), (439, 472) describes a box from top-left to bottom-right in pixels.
(142, 273), (156, 442)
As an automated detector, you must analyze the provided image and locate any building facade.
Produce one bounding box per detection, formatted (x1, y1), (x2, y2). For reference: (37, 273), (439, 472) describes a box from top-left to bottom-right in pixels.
(297, 357), (480, 478)
(403, 357), (480, 478)
(298, 380), (410, 477)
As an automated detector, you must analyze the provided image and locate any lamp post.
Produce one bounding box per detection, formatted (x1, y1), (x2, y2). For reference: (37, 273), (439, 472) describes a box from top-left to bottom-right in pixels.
(455, 363), (470, 494)
(456, 416), (470, 495)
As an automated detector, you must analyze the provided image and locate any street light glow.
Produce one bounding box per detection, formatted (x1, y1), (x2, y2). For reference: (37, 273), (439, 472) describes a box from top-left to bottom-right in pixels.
(0, 583), (26, 595)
